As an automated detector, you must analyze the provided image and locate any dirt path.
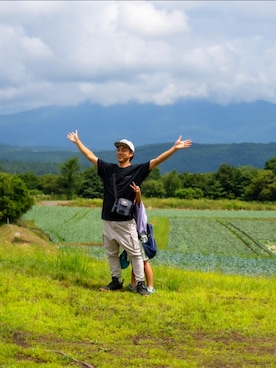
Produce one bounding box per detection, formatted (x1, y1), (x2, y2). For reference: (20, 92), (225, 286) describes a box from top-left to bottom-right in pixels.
(38, 200), (71, 206)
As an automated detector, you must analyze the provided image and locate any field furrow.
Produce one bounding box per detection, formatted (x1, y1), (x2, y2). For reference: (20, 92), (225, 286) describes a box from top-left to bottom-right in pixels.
(22, 206), (276, 276)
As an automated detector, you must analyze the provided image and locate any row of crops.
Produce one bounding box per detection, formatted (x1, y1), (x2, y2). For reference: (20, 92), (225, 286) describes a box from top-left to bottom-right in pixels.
(22, 206), (276, 277)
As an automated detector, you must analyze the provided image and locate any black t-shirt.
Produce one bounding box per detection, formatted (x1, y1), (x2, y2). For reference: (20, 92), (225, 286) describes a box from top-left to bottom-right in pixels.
(98, 159), (150, 221)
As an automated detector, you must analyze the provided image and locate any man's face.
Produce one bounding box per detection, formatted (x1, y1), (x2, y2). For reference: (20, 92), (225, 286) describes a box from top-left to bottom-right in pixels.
(116, 145), (134, 163)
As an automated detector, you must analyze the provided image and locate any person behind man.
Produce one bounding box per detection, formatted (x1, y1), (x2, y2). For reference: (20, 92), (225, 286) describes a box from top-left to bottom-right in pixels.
(67, 130), (192, 296)
(129, 182), (155, 293)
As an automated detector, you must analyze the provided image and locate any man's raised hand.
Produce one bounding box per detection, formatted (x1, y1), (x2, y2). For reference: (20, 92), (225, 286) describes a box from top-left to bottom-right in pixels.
(174, 135), (192, 150)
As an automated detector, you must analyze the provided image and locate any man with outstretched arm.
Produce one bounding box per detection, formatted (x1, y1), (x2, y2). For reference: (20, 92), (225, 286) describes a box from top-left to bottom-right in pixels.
(67, 130), (192, 296)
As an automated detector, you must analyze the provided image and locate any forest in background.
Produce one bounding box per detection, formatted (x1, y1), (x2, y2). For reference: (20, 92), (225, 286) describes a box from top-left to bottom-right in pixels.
(1, 142), (276, 175)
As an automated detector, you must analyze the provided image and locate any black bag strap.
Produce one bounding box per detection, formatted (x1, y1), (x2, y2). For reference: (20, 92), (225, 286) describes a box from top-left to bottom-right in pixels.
(112, 172), (134, 206)
(112, 173), (118, 202)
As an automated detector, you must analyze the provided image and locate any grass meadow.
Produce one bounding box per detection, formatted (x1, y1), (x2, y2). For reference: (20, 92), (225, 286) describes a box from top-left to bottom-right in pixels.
(0, 199), (275, 367)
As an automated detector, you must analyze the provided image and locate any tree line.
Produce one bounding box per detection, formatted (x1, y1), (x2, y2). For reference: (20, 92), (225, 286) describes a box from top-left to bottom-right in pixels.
(11, 156), (276, 201)
(1, 156), (276, 223)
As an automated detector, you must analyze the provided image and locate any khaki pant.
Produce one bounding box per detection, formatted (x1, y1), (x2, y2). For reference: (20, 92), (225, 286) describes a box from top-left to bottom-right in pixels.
(103, 219), (144, 283)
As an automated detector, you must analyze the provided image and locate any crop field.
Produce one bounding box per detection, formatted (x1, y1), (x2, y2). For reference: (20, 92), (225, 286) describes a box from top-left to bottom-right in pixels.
(22, 206), (276, 277)
(23, 206), (103, 243)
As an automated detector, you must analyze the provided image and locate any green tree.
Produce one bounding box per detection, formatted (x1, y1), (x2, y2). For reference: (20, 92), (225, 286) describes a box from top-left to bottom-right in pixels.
(146, 167), (162, 181)
(19, 171), (39, 190)
(204, 174), (225, 199)
(264, 157), (276, 175)
(141, 179), (166, 198)
(0, 173), (34, 223)
(237, 165), (259, 200)
(78, 166), (103, 198)
(59, 157), (82, 199)
(175, 187), (204, 199)
(244, 170), (276, 201)
(215, 164), (244, 199)
(162, 170), (182, 197)
(180, 172), (210, 196)
(38, 174), (62, 195)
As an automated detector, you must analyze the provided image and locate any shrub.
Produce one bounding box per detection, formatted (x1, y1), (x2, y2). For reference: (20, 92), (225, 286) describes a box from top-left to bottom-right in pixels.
(0, 172), (34, 223)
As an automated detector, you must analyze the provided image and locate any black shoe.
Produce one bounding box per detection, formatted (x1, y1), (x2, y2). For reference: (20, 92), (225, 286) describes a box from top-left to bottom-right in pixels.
(99, 277), (123, 291)
(136, 281), (150, 296)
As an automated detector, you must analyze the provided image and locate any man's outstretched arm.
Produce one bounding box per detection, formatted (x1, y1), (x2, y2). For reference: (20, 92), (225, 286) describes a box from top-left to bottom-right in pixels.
(67, 130), (98, 166)
(149, 135), (192, 170)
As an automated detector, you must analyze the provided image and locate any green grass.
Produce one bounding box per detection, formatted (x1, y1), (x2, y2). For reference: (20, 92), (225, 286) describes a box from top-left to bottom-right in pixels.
(150, 216), (169, 250)
(0, 241), (275, 367)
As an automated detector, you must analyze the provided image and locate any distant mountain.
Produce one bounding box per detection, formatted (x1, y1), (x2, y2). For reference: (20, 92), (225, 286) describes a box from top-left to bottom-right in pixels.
(1, 142), (275, 174)
(0, 100), (275, 149)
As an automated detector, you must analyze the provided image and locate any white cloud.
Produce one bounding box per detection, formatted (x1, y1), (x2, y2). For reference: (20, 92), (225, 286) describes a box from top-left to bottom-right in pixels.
(0, 0), (275, 113)
(118, 1), (188, 37)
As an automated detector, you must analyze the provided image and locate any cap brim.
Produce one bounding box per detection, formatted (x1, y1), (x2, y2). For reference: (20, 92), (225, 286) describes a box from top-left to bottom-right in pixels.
(114, 142), (133, 150)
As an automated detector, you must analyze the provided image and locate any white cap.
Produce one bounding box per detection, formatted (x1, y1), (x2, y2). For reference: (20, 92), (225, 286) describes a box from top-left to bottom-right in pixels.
(114, 139), (135, 152)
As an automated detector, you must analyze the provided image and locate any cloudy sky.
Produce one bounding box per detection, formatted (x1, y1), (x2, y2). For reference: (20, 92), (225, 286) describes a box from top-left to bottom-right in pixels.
(0, 0), (276, 115)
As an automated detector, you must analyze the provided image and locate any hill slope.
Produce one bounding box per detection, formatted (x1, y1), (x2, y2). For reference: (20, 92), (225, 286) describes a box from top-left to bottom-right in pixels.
(1, 142), (275, 174)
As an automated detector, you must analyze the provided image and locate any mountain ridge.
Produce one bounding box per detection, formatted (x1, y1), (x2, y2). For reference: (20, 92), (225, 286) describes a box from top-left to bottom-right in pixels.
(0, 100), (275, 149)
(1, 142), (275, 175)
